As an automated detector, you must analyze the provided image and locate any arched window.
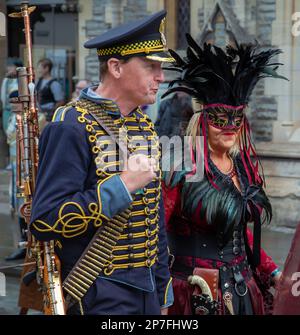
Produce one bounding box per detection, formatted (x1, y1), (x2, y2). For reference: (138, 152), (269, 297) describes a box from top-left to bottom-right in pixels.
(177, 0), (190, 49)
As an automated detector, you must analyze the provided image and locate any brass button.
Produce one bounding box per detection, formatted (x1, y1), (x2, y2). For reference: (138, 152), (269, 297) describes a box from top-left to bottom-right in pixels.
(145, 229), (151, 237)
(233, 238), (240, 246)
(128, 245), (133, 251)
(108, 264), (113, 271)
(233, 231), (240, 238)
(129, 253), (134, 259)
(143, 187), (148, 194)
(128, 233), (133, 239)
(146, 240), (151, 248)
(145, 218), (151, 226)
(146, 250), (151, 257)
(144, 207), (150, 215)
(142, 197), (149, 204)
(233, 246), (240, 255)
(146, 259), (151, 267)
(127, 222), (133, 228)
(128, 263), (134, 269)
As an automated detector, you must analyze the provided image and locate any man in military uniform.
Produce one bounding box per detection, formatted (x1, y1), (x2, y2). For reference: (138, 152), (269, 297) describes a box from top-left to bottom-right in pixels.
(30, 10), (174, 315)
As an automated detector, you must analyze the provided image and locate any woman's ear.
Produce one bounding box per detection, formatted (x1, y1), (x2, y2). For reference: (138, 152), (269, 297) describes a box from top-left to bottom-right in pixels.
(107, 58), (122, 79)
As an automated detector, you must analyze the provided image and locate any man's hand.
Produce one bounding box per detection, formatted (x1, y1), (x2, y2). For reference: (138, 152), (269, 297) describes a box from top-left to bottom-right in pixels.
(120, 154), (158, 193)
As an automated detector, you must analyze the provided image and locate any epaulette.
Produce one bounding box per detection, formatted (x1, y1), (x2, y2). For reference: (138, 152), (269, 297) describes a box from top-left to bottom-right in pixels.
(51, 101), (77, 122)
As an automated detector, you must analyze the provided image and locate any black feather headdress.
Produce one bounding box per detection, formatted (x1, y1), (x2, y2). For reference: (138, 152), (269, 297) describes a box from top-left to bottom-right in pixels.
(162, 33), (288, 105)
(162, 34), (288, 188)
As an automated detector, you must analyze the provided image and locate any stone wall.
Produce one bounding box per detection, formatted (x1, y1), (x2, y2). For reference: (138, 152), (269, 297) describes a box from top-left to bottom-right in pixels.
(252, 0), (278, 142)
(256, 142), (300, 228)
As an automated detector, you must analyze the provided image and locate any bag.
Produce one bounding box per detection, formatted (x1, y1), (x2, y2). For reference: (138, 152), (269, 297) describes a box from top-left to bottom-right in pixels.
(188, 267), (219, 315)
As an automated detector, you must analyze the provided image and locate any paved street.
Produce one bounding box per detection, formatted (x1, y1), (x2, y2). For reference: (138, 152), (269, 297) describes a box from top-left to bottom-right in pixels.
(0, 169), (296, 315)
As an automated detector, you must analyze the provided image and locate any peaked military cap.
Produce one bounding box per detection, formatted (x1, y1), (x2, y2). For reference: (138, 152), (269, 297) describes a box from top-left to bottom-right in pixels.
(84, 10), (174, 62)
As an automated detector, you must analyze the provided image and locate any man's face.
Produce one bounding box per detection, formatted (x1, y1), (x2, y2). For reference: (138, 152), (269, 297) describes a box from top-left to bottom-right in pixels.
(118, 57), (164, 106)
(75, 80), (89, 97)
(37, 63), (49, 78)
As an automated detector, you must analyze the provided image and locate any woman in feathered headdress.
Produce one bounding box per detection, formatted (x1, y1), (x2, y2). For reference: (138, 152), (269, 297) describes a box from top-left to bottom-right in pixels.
(162, 34), (288, 315)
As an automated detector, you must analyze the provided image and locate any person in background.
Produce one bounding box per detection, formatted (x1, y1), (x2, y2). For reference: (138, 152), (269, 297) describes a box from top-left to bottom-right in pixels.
(72, 79), (91, 101)
(36, 58), (65, 122)
(0, 58), (23, 166)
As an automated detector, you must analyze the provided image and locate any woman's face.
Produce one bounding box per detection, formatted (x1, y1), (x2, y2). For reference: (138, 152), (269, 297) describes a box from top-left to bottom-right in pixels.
(206, 109), (244, 153)
(208, 124), (240, 153)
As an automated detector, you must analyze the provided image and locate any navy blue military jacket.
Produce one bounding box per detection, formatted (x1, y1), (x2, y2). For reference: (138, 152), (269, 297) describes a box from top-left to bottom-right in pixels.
(30, 87), (173, 309)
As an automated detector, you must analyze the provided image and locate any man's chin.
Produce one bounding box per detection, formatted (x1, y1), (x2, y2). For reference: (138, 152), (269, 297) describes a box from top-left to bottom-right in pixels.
(146, 94), (157, 105)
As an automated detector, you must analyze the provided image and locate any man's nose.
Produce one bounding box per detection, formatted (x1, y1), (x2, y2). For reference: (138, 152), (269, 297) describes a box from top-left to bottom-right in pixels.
(155, 68), (164, 83)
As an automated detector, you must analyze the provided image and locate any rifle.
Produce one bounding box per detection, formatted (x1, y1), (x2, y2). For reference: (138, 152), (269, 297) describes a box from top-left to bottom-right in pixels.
(9, 1), (65, 315)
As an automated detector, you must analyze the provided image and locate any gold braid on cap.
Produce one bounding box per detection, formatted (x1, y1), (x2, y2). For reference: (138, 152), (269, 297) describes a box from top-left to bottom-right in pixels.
(97, 39), (165, 57)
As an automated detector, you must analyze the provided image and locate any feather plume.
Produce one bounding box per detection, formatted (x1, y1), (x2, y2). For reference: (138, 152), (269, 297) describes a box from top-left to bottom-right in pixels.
(163, 34), (288, 106)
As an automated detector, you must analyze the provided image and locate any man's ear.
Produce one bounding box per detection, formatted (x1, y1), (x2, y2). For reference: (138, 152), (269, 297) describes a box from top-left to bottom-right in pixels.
(107, 58), (122, 79)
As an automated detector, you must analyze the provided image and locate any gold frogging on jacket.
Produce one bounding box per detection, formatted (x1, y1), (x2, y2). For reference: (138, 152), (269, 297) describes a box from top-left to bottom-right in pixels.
(33, 99), (162, 312)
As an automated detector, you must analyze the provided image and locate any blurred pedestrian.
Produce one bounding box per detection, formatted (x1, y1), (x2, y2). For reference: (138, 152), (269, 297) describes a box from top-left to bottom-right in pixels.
(72, 79), (91, 100)
(36, 58), (65, 122)
(0, 58), (23, 169)
(5, 90), (26, 261)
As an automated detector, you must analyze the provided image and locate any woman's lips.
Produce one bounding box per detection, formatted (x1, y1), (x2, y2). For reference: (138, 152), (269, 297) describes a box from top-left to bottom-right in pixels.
(222, 132), (236, 136)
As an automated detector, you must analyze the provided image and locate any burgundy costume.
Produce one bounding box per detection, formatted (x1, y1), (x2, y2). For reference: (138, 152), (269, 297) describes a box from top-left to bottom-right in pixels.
(273, 223), (300, 315)
(161, 35), (287, 315)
